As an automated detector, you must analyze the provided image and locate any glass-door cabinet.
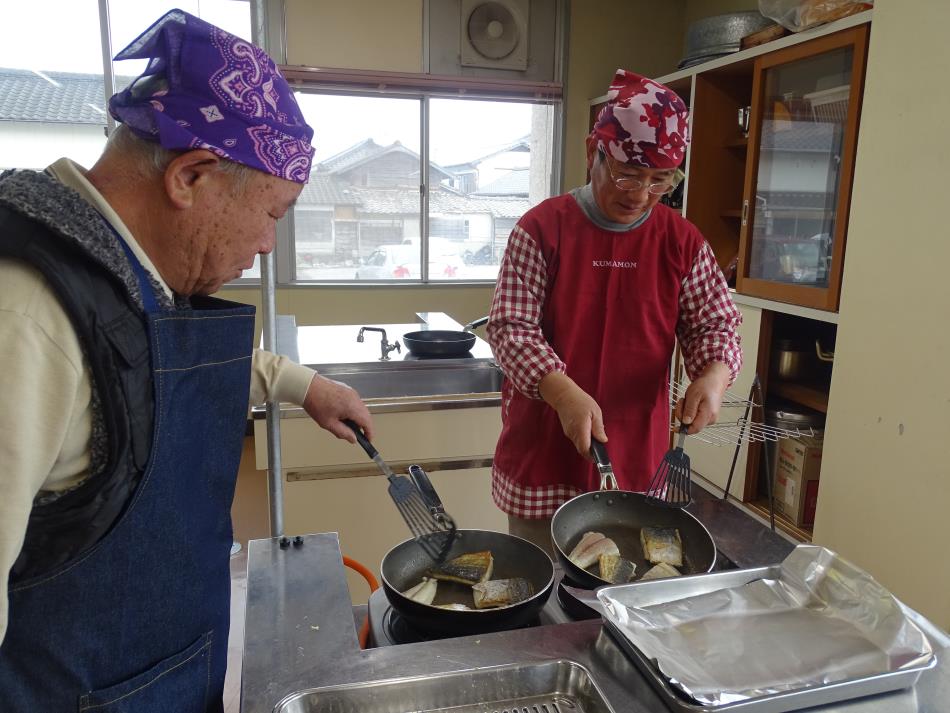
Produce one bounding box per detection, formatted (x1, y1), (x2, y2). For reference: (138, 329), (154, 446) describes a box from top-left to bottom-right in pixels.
(737, 25), (869, 311)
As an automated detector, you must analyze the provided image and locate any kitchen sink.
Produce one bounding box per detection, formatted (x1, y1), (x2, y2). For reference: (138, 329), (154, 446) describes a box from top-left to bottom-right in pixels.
(320, 363), (503, 400)
(274, 659), (613, 713)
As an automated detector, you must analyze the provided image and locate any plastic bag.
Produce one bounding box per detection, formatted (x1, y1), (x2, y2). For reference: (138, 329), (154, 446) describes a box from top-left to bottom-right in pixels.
(758, 0), (873, 32)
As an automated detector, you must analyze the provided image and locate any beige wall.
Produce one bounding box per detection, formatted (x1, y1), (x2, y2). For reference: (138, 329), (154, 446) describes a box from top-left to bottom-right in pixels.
(285, 0), (423, 71)
(562, 1), (686, 189)
(813, 0), (950, 630)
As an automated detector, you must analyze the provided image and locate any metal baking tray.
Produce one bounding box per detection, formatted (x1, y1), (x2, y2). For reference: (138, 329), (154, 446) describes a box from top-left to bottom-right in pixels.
(597, 558), (941, 712)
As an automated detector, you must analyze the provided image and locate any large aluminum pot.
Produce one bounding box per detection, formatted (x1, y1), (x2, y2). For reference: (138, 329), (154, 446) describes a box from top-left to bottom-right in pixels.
(680, 11), (776, 68)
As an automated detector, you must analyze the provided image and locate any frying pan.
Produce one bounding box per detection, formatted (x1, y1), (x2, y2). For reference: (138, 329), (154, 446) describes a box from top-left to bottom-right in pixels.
(551, 441), (717, 589)
(380, 529), (554, 636)
(402, 316), (489, 358)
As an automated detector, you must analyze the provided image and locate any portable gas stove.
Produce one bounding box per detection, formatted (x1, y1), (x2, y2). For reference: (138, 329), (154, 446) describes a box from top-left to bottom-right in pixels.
(366, 578), (600, 647)
(366, 552), (737, 647)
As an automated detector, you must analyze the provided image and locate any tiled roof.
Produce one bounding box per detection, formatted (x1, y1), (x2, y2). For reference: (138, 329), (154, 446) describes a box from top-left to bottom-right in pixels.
(299, 173), (362, 206)
(318, 139), (454, 180)
(0, 67), (134, 124)
(761, 120), (839, 152)
(317, 138), (384, 173)
(349, 185), (529, 218)
(475, 168), (529, 196)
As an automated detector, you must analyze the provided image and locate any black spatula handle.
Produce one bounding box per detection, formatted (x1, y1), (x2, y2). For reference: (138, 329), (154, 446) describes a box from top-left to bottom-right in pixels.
(408, 465), (443, 512)
(343, 419), (378, 459)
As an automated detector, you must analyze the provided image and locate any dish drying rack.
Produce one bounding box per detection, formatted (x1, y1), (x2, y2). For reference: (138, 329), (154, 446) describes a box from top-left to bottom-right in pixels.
(669, 374), (815, 531)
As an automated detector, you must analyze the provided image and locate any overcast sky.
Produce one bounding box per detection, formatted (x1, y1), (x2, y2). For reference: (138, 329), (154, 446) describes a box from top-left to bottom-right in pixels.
(1, 0), (539, 166)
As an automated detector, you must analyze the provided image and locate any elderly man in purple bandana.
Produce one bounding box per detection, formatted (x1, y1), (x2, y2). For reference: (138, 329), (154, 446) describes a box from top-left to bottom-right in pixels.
(487, 69), (743, 553)
(0, 10), (371, 711)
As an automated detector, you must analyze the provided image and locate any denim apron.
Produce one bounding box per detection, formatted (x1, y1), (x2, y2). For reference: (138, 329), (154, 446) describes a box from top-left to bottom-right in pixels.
(0, 240), (255, 712)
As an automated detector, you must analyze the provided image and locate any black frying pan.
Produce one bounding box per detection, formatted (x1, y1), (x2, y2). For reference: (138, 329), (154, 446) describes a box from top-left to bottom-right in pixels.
(551, 441), (717, 589)
(402, 316), (489, 358)
(380, 529), (554, 636)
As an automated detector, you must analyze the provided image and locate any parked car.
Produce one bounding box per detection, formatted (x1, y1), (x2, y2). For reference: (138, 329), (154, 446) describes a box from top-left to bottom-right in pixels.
(354, 244), (464, 280)
(462, 243), (498, 265)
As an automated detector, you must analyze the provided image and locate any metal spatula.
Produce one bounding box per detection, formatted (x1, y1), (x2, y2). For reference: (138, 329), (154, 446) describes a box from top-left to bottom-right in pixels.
(645, 422), (692, 508)
(344, 420), (456, 562)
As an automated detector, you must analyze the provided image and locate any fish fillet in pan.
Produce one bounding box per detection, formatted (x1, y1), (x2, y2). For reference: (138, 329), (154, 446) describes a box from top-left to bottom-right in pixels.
(640, 527), (683, 567)
(639, 562), (682, 581)
(568, 531), (619, 569)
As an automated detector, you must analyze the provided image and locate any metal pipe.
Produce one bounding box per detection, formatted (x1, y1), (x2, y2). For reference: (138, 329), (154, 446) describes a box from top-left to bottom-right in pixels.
(261, 251), (284, 538)
(96, 0), (116, 136)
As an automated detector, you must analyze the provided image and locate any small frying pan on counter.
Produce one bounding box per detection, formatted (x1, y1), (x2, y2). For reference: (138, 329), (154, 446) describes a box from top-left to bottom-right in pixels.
(551, 441), (717, 589)
(402, 316), (489, 358)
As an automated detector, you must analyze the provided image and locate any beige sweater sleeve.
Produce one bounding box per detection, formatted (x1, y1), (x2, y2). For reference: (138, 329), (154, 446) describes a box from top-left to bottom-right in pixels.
(249, 349), (316, 407)
(0, 259), (93, 645)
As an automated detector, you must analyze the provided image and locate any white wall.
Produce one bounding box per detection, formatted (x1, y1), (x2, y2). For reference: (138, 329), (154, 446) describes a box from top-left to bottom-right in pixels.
(0, 122), (105, 170)
(813, 0), (950, 631)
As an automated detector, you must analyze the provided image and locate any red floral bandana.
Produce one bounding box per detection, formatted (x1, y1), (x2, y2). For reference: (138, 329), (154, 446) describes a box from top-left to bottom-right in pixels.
(591, 69), (689, 169)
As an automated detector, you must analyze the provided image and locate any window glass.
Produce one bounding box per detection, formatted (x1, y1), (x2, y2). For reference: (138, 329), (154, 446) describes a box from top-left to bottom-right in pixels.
(109, 1), (252, 78)
(289, 93), (556, 282)
(0, 0), (107, 169)
(291, 93), (422, 281)
(428, 98), (554, 281)
(0, 1), (252, 173)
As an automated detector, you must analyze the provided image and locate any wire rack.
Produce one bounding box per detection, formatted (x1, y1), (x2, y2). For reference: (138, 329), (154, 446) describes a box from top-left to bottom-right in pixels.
(675, 417), (816, 448)
(669, 379), (757, 409)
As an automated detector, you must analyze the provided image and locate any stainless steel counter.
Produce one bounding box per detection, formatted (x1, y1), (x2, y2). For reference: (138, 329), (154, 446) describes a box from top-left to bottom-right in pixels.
(252, 312), (502, 418)
(240, 534), (949, 713)
(269, 311), (495, 368)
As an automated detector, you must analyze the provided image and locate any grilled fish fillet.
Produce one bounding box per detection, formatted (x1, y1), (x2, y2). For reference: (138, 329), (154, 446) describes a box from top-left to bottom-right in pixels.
(598, 553), (636, 584)
(472, 578), (534, 609)
(639, 562), (682, 581)
(568, 531), (620, 569)
(429, 551), (494, 585)
(401, 576), (438, 605)
(435, 603), (471, 611)
(640, 527), (683, 567)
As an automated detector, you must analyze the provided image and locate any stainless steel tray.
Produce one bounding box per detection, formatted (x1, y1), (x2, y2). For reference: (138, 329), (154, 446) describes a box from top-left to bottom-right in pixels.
(598, 565), (940, 712)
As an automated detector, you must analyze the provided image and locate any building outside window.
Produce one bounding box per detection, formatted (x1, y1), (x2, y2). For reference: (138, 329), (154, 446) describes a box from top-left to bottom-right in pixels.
(0, 1), (560, 284)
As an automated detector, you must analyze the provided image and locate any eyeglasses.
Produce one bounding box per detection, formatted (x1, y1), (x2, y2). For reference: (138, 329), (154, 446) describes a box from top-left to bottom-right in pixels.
(599, 149), (673, 195)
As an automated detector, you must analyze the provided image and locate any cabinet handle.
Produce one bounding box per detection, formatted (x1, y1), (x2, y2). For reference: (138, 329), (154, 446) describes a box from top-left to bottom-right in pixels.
(741, 199), (749, 227)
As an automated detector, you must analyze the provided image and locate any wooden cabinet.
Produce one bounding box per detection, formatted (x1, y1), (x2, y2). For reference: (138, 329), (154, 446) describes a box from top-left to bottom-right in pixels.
(737, 25), (869, 311)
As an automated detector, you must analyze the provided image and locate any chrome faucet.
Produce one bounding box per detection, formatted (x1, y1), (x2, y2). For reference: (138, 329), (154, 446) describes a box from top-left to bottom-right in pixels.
(356, 327), (401, 361)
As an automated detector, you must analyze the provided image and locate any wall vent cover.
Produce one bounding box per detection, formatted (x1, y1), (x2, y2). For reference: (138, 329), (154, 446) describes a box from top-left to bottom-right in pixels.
(460, 0), (529, 71)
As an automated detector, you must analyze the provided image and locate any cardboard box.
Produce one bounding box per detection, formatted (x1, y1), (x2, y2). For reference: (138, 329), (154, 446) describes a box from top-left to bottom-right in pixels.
(772, 433), (823, 527)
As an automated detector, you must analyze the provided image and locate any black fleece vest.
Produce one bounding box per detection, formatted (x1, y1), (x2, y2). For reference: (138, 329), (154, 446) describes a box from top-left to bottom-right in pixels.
(0, 205), (154, 581)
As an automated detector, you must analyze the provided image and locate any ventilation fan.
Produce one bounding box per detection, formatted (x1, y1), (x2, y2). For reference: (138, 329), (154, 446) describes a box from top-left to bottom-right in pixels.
(460, 0), (529, 71)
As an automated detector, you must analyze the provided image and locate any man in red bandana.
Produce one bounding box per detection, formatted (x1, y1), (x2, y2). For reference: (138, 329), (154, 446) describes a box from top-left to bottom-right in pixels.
(488, 69), (743, 553)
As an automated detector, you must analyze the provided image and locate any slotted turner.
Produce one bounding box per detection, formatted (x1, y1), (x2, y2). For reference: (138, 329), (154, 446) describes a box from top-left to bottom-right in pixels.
(344, 420), (456, 562)
(645, 422), (692, 508)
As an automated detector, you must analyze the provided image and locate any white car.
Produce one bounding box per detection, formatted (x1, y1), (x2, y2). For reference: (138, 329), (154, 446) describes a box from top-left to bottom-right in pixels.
(354, 243), (464, 280)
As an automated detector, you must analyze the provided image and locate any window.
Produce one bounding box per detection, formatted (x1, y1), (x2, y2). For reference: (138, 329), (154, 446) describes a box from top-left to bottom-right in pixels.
(0, 2), (561, 286)
(288, 91), (558, 283)
(0, 1), (251, 172)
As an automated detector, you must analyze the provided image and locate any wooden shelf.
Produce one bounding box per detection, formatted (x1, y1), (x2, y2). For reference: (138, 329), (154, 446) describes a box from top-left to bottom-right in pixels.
(769, 380), (829, 412)
(746, 499), (814, 542)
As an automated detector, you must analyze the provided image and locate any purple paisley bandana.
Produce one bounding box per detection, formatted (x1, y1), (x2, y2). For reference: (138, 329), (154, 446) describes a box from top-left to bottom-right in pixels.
(591, 69), (689, 169)
(108, 9), (314, 183)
